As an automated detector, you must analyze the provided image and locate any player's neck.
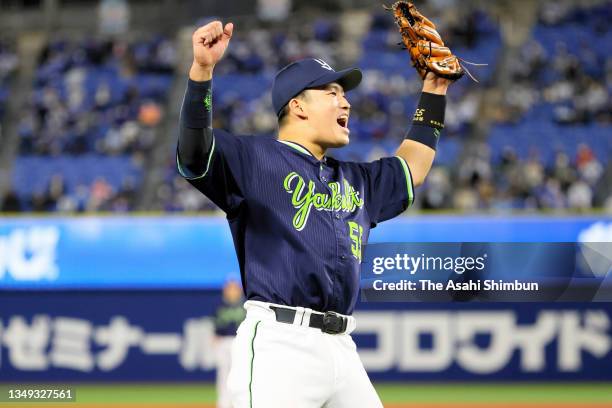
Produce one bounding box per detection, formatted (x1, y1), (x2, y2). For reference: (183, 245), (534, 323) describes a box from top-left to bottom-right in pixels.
(278, 127), (326, 161)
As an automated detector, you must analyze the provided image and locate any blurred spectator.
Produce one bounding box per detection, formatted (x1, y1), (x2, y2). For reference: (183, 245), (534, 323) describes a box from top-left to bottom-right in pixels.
(98, 0), (130, 36)
(1, 190), (22, 212)
(420, 167), (452, 210)
(567, 179), (593, 211)
(0, 41), (18, 82)
(257, 0), (291, 22)
(0, 39), (18, 119)
(87, 177), (114, 211)
(537, 178), (565, 209)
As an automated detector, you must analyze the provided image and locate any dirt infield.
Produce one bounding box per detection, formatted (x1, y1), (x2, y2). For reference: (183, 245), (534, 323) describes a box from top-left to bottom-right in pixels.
(9, 404), (612, 408)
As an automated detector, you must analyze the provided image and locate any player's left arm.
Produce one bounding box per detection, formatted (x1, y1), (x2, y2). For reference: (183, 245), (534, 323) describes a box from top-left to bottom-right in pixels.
(395, 73), (452, 187)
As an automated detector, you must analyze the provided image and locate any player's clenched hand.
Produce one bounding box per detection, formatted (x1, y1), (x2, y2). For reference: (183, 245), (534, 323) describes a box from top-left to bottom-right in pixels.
(190, 21), (233, 81)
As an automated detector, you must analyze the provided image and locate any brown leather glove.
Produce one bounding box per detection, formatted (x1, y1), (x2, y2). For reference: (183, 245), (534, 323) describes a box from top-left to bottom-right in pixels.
(387, 1), (465, 81)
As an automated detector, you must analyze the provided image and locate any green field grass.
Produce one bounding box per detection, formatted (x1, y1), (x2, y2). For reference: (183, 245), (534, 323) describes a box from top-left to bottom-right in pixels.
(2, 383), (611, 404)
(375, 383), (612, 404)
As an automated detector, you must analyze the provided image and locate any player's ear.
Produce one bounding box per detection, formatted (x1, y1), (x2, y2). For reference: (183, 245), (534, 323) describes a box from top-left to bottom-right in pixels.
(289, 98), (307, 120)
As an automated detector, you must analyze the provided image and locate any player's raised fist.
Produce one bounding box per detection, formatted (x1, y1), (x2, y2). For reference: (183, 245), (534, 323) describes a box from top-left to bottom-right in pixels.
(192, 21), (233, 70)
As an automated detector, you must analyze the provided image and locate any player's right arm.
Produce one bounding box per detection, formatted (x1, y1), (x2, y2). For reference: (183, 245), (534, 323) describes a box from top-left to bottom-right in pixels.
(177, 21), (248, 216)
(177, 21), (233, 178)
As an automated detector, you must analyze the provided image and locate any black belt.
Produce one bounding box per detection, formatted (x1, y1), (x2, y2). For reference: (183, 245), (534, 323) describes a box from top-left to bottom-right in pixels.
(270, 306), (349, 334)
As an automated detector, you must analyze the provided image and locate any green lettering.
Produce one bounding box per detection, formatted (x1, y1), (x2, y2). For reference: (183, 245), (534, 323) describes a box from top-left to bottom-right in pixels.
(283, 171), (364, 231)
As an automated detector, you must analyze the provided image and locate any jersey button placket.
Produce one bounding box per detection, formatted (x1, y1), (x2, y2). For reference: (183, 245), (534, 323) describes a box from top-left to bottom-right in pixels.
(319, 164), (327, 183)
(321, 162), (344, 309)
(333, 213), (345, 260)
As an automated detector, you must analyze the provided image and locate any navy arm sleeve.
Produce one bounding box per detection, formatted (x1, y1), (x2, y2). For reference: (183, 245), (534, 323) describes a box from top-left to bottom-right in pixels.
(356, 156), (415, 227)
(177, 79), (213, 177)
(176, 79), (249, 216)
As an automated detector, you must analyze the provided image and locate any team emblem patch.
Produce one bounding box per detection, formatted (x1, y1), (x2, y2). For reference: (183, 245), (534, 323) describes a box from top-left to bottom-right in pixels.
(313, 58), (334, 71)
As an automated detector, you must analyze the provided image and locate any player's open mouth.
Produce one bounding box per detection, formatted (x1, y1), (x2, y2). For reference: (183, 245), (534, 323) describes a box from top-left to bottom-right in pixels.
(337, 114), (349, 131)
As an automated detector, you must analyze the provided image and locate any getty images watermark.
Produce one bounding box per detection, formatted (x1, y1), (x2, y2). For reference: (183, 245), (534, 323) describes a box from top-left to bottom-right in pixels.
(371, 252), (538, 292)
(360, 243), (612, 302)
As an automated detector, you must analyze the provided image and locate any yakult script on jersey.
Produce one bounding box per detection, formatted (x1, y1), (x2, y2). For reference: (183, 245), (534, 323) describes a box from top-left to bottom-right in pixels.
(283, 171), (364, 231)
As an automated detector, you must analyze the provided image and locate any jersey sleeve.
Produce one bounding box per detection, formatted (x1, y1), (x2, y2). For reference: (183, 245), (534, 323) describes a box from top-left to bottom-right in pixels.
(356, 156), (415, 226)
(176, 129), (249, 216)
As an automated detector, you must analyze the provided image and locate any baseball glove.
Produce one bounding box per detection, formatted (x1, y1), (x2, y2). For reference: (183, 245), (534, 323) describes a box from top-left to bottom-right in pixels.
(385, 1), (480, 81)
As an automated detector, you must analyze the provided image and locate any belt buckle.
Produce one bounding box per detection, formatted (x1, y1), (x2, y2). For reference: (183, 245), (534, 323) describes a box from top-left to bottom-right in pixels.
(321, 311), (347, 334)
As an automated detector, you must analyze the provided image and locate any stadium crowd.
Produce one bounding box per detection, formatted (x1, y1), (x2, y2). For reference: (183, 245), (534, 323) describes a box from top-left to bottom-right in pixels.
(4, 35), (175, 212)
(0, 1), (610, 213)
(476, 1), (611, 211)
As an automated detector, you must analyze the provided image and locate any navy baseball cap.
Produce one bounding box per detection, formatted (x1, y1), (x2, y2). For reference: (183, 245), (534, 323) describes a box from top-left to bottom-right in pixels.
(272, 58), (362, 116)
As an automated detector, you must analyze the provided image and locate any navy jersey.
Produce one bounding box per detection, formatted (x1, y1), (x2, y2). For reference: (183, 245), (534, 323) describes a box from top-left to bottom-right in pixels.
(177, 130), (414, 315)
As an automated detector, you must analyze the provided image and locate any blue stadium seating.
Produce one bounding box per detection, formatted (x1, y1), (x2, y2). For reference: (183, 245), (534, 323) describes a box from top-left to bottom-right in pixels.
(489, 123), (611, 165)
(13, 155), (142, 198)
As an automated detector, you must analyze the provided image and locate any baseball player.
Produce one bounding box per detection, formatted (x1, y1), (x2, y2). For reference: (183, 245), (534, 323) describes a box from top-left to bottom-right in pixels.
(214, 278), (246, 408)
(177, 10), (455, 407)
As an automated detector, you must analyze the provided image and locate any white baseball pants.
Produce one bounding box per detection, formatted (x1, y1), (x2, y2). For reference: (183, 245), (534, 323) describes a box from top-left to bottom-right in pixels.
(227, 300), (383, 408)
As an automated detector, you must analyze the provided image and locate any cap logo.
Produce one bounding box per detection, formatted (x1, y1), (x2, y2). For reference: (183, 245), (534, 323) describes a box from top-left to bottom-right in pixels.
(313, 58), (333, 71)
